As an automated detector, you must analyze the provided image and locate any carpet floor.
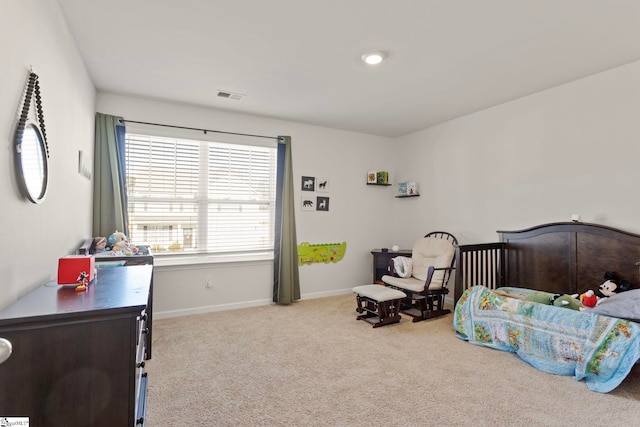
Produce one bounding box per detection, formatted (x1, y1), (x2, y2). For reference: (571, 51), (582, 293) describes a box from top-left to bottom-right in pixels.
(145, 294), (640, 426)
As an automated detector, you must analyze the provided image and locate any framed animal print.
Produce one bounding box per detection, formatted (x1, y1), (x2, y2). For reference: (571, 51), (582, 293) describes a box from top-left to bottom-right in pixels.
(316, 177), (329, 192)
(316, 196), (329, 212)
(301, 196), (315, 211)
(301, 176), (315, 191)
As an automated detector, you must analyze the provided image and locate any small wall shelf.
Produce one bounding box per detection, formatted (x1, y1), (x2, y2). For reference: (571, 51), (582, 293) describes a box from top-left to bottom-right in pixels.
(397, 181), (418, 197)
(367, 171), (389, 185)
(395, 194), (420, 198)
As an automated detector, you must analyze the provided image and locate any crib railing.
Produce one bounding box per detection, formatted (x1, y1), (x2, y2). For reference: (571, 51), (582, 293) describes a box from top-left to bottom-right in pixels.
(454, 242), (506, 303)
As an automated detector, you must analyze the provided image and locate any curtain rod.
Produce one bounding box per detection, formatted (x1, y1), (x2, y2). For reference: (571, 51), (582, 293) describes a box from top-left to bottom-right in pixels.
(123, 119), (281, 141)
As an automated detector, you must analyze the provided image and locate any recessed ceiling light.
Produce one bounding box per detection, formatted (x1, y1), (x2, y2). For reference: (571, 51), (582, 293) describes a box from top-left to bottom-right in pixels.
(361, 51), (386, 65)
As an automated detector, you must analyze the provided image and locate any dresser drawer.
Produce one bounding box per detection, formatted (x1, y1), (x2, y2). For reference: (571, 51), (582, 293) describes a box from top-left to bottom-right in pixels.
(134, 358), (148, 426)
(136, 309), (148, 363)
(134, 308), (149, 426)
(135, 372), (148, 426)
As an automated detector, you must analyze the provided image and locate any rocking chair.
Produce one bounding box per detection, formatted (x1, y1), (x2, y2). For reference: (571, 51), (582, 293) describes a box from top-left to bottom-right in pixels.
(381, 231), (457, 322)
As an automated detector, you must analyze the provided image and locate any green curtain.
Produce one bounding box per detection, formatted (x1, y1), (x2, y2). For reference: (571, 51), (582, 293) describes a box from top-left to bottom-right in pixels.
(92, 113), (129, 238)
(273, 136), (300, 304)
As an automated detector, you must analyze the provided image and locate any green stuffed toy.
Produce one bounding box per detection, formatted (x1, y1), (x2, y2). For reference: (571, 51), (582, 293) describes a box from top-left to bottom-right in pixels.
(524, 291), (555, 305)
(551, 294), (581, 311)
(524, 291), (581, 310)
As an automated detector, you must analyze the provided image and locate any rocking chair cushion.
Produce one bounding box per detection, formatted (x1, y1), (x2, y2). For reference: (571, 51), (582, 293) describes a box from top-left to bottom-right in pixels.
(352, 284), (407, 302)
(410, 237), (455, 286)
(379, 276), (428, 293)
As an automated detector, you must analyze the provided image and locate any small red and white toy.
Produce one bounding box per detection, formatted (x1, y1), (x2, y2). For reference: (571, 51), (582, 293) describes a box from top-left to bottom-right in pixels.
(580, 290), (598, 308)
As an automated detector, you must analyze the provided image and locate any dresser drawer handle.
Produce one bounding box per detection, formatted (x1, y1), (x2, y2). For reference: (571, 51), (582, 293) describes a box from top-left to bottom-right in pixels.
(137, 361), (145, 369)
(0, 338), (12, 365)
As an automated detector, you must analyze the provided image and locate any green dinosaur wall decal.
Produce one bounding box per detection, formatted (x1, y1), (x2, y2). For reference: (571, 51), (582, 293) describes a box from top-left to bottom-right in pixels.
(297, 241), (347, 265)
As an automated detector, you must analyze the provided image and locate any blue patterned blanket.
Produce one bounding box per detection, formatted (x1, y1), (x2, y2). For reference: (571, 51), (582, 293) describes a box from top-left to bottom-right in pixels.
(454, 286), (640, 392)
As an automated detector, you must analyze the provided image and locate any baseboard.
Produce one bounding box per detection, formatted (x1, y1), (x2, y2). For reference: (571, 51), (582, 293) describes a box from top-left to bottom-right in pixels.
(301, 288), (353, 299)
(154, 298), (273, 320)
(154, 287), (354, 320)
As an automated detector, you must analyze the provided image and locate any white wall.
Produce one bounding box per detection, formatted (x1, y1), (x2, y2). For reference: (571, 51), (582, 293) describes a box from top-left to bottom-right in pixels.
(393, 60), (640, 246)
(6, 0), (640, 318)
(96, 94), (397, 317)
(0, 0), (95, 310)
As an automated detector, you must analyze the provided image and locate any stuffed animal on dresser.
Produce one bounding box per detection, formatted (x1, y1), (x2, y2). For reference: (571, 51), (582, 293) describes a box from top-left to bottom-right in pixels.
(93, 236), (107, 251)
(108, 230), (130, 251)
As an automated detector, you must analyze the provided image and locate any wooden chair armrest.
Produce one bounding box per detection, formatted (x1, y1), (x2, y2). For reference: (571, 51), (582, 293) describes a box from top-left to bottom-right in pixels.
(424, 266), (455, 290)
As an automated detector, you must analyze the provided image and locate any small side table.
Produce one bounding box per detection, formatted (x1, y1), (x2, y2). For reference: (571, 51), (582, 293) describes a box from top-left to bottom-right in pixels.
(371, 249), (412, 283)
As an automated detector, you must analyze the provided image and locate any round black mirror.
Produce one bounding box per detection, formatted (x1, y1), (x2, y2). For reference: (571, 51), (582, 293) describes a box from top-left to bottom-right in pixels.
(15, 120), (49, 203)
(14, 71), (50, 204)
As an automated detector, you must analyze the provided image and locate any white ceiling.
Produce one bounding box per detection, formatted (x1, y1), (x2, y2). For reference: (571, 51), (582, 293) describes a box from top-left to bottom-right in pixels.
(56, 0), (640, 138)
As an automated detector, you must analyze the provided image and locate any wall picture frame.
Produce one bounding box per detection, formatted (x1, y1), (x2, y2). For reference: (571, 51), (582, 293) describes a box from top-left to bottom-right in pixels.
(316, 177), (329, 192)
(301, 196), (315, 211)
(316, 196), (329, 211)
(397, 181), (408, 196)
(301, 176), (315, 191)
(406, 181), (418, 196)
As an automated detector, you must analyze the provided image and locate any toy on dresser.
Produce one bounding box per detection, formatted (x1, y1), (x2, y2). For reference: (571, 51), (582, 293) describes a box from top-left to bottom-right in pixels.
(94, 236), (107, 250)
(94, 231), (139, 256)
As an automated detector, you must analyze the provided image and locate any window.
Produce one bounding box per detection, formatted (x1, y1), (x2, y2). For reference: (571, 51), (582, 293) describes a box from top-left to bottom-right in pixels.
(125, 133), (277, 258)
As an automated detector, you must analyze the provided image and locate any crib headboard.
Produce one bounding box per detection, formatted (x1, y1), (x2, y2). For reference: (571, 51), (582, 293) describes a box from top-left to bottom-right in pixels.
(454, 222), (640, 302)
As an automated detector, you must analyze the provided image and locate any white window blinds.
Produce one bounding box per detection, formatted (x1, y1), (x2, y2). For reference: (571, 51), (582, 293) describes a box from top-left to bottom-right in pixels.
(125, 133), (276, 256)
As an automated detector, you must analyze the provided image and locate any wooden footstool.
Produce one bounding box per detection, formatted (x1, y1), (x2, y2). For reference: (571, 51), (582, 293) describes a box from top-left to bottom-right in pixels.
(352, 284), (407, 328)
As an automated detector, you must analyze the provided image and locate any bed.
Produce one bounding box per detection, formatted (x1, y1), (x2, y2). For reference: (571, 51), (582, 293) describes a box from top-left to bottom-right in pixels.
(452, 222), (640, 392)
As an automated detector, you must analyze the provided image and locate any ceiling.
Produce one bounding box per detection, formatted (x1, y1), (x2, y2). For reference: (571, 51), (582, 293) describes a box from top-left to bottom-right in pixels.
(56, 0), (640, 138)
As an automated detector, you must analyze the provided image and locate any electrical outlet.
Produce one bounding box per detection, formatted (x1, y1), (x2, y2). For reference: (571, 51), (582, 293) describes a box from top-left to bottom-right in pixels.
(205, 276), (213, 289)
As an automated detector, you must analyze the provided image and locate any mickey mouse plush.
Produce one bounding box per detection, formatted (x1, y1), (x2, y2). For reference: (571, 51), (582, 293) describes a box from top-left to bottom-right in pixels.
(598, 271), (632, 298)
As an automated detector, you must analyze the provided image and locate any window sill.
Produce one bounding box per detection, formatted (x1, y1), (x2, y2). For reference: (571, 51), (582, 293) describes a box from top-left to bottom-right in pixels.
(153, 251), (273, 270)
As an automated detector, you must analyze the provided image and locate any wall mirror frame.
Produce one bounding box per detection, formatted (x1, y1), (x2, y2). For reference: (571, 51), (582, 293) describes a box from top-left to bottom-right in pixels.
(14, 71), (50, 204)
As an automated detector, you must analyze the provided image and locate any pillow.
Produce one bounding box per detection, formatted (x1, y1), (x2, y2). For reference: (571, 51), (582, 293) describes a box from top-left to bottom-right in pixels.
(587, 289), (640, 321)
(392, 256), (413, 278)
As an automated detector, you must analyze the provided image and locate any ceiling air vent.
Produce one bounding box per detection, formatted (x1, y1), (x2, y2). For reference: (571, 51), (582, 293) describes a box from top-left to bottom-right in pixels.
(217, 90), (245, 100)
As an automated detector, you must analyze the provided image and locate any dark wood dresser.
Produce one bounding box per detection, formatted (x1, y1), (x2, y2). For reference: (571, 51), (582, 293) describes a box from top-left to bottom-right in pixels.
(0, 264), (153, 426)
